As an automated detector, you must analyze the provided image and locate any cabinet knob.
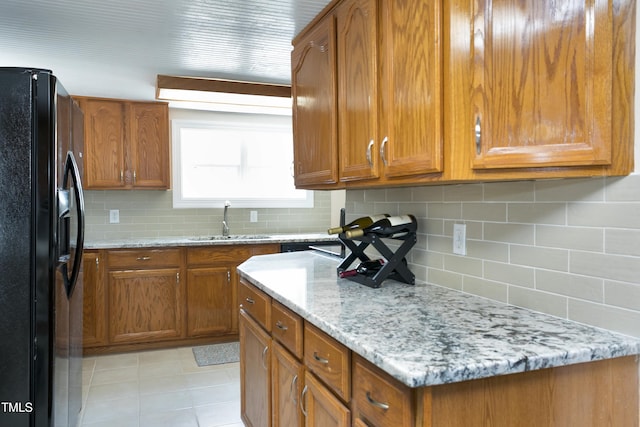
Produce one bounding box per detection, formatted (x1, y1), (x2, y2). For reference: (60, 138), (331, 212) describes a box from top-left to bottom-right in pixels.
(136, 256), (151, 261)
(366, 139), (374, 167)
(475, 117), (482, 155)
(261, 346), (269, 370)
(290, 374), (299, 405)
(313, 352), (329, 365)
(366, 391), (390, 410)
(380, 136), (389, 166)
(300, 385), (309, 417)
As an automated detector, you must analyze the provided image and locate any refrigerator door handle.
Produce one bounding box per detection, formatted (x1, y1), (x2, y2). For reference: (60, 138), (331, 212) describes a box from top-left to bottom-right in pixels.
(58, 151), (85, 297)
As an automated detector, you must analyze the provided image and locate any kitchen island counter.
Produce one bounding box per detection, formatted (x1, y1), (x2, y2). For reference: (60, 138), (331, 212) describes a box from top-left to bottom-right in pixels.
(237, 251), (640, 388)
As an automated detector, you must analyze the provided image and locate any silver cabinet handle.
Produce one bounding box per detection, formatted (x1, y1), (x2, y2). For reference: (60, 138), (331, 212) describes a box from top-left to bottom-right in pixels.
(120, 169), (124, 183)
(136, 256), (151, 261)
(275, 321), (288, 331)
(227, 270), (231, 284)
(95, 256), (99, 270)
(176, 272), (180, 285)
(245, 297), (255, 305)
(313, 352), (329, 364)
(133, 170), (137, 184)
(290, 374), (298, 405)
(366, 391), (390, 410)
(300, 385), (308, 417)
(475, 116), (482, 155)
(261, 346), (269, 370)
(380, 136), (388, 166)
(366, 139), (374, 167)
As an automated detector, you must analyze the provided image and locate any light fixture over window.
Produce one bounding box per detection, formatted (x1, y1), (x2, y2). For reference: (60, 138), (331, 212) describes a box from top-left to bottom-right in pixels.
(156, 75), (292, 115)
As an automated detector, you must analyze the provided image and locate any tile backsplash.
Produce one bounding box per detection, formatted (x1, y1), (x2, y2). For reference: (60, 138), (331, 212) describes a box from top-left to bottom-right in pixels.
(345, 174), (640, 338)
(84, 190), (332, 240)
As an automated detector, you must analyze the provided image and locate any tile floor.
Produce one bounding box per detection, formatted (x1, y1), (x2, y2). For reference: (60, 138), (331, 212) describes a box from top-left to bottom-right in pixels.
(80, 346), (242, 427)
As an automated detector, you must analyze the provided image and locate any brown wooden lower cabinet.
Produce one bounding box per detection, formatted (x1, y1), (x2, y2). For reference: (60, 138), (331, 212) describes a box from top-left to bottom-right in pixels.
(108, 267), (183, 344)
(186, 266), (233, 336)
(82, 244), (279, 354)
(240, 309), (272, 427)
(82, 250), (106, 347)
(303, 370), (351, 427)
(272, 341), (304, 427)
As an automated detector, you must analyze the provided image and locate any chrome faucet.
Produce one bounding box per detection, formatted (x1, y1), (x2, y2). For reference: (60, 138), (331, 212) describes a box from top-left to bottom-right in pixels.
(222, 200), (231, 237)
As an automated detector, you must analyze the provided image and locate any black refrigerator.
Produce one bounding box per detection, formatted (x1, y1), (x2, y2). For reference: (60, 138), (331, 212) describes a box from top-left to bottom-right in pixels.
(0, 68), (85, 427)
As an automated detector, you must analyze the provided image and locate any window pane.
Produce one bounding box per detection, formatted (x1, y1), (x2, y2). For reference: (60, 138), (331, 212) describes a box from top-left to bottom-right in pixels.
(172, 115), (312, 208)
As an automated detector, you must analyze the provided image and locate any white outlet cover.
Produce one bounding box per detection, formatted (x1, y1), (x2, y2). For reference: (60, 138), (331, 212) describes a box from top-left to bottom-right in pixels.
(453, 223), (466, 255)
(109, 209), (120, 224)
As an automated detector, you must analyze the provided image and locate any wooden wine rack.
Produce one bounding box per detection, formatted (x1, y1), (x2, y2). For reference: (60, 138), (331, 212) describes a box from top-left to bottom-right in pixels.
(337, 232), (416, 288)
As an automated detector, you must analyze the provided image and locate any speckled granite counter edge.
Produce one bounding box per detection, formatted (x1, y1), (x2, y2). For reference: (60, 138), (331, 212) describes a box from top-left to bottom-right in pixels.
(85, 233), (338, 249)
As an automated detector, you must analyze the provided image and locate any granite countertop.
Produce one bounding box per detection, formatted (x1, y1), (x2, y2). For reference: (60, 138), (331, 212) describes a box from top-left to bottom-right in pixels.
(237, 251), (640, 388)
(85, 233), (338, 249)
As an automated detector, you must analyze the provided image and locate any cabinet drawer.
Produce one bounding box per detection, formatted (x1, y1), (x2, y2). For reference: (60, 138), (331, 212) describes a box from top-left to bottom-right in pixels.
(352, 355), (413, 427)
(238, 279), (271, 331)
(271, 301), (303, 359)
(304, 322), (350, 402)
(187, 246), (251, 265)
(107, 249), (182, 269)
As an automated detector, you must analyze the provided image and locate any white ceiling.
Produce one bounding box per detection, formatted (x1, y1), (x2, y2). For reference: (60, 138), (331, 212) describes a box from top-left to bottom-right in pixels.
(0, 0), (331, 100)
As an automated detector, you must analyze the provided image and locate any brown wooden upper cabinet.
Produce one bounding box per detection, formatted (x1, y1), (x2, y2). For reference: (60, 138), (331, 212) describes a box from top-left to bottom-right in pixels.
(471, 0), (613, 169)
(292, 0), (443, 189)
(446, 0), (634, 181)
(292, 0), (634, 188)
(75, 97), (170, 190)
(337, 0), (444, 184)
(292, 14), (339, 188)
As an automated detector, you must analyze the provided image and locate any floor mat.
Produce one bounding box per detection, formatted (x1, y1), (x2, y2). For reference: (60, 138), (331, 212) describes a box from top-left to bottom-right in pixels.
(192, 341), (240, 366)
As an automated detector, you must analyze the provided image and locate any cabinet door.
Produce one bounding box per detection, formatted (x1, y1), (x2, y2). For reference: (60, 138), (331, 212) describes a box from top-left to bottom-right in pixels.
(82, 251), (107, 348)
(378, 0), (443, 178)
(292, 14), (339, 188)
(303, 371), (351, 427)
(186, 266), (233, 337)
(272, 342), (304, 427)
(129, 102), (170, 188)
(80, 99), (126, 188)
(471, 0), (612, 169)
(108, 268), (183, 343)
(337, 0), (379, 182)
(240, 310), (271, 427)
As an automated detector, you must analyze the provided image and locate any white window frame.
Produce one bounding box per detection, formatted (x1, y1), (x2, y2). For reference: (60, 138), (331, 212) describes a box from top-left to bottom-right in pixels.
(171, 114), (312, 209)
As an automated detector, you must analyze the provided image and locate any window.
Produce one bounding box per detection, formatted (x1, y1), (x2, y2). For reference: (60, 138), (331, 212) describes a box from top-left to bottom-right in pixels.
(172, 112), (312, 208)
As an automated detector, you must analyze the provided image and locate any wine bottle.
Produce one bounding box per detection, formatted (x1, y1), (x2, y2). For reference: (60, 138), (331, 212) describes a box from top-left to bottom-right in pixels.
(327, 214), (390, 235)
(344, 214), (417, 239)
(338, 259), (384, 278)
(356, 259), (385, 275)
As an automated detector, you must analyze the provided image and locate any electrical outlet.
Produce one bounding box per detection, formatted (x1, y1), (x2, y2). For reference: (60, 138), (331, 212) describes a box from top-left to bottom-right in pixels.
(250, 211), (258, 222)
(453, 223), (466, 255)
(109, 209), (120, 224)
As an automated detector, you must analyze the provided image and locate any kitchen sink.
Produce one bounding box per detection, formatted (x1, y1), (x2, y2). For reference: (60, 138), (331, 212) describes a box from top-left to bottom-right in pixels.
(189, 234), (271, 241)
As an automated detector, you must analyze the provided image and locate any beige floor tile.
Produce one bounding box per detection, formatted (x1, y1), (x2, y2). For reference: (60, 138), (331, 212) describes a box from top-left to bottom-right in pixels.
(81, 395), (139, 425)
(93, 353), (139, 371)
(194, 400), (242, 427)
(138, 359), (183, 378)
(139, 389), (193, 415)
(139, 408), (199, 427)
(80, 347), (241, 427)
(90, 366), (139, 386)
(189, 382), (240, 407)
